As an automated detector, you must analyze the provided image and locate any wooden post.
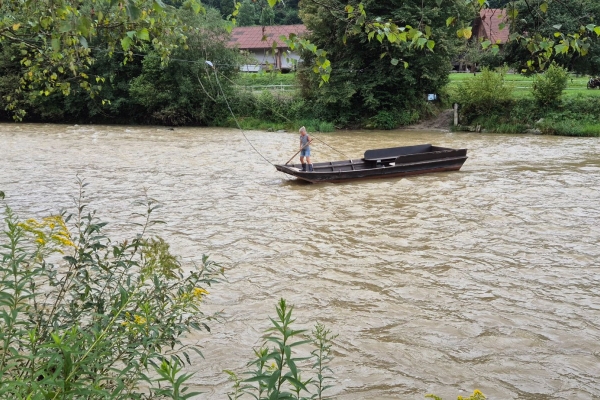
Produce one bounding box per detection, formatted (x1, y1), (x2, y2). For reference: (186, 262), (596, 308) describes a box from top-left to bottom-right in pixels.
(453, 103), (459, 126)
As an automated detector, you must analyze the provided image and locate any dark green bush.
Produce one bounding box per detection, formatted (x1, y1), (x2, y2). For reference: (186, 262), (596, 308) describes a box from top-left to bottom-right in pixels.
(453, 67), (513, 124)
(531, 63), (569, 106)
(368, 110), (398, 130)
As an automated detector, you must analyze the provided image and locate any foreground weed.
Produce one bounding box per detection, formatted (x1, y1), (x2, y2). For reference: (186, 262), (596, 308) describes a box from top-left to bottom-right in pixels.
(0, 180), (223, 399)
(226, 298), (337, 400)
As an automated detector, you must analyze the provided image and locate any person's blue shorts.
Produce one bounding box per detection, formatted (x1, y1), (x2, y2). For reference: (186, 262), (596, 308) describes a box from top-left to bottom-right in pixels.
(300, 148), (311, 157)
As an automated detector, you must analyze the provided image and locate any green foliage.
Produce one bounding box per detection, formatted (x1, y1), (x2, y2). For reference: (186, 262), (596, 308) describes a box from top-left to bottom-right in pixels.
(366, 109), (420, 130)
(237, 0), (259, 26)
(227, 298), (337, 400)
(0, 0), (205, 120)
(368, 110), (398, 130)
(451, 73), (600, 136)
(296, 118), (335, 132)
(0, 7), (241, 125)
(0, 180), (223, 398)
(254, 91), (286, 120)
(537, 116), (600, 136)
(235, 71), (298, 86)
(127, 7), (241, 126)
(297, 0), (473, 127)
(317, 121), (335, 132)
(502, 0), (600, 74)
(531, 63), (569, 106)
(453, 67), (513, 124)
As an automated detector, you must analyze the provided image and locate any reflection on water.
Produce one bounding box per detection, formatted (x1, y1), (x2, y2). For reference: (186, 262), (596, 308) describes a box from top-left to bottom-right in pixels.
(1, 123), (600, 399)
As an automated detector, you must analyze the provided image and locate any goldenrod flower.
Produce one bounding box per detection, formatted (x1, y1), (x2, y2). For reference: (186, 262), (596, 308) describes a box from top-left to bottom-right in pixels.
(193, 287), (209, 299)
(134, 315), (147, 324)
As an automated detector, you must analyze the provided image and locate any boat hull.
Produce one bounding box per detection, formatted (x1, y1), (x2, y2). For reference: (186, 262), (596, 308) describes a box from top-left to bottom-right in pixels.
(275, 144), (468, 183)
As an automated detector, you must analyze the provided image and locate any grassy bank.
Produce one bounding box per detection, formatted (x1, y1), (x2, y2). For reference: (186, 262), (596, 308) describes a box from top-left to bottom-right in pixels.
(447, 71), (600, 136)
(448, 73), (600, 99)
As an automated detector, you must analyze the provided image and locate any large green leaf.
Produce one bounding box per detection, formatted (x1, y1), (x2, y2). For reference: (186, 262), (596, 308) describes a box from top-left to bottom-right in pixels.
(137, 28), (150, 41)
(121, 36), (133, 51)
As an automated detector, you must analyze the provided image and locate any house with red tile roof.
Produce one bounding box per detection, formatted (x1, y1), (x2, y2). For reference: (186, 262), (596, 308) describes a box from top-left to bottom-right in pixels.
(473, 9), (510, 45)
(229, 25), (307, 72)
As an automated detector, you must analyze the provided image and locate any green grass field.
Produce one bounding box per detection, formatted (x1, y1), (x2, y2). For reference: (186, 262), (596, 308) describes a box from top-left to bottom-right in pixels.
(447, 72), (600, 99)
(234, 71), (600, 99)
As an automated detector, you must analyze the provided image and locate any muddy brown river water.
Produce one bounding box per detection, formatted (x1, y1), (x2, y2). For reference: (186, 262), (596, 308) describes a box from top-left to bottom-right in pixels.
(1, 123), (600, 399)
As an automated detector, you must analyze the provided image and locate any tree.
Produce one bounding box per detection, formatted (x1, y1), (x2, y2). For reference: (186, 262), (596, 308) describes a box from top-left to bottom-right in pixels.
(129, 7), (242, 125)
(237, 0), (259, 26)
(502, 0), (600, 74)
(297, 0), (475, 126)
(488, 0), (511, 7)
(275, 0), (600, 86)
(0, 0), (205, 120)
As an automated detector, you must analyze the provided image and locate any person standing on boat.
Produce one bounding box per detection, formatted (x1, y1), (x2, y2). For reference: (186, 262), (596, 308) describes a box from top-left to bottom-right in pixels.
(299, 126), (313, 172)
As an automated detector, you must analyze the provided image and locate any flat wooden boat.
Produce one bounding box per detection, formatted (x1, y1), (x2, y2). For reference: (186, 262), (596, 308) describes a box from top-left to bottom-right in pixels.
(275, 144), (468, 183)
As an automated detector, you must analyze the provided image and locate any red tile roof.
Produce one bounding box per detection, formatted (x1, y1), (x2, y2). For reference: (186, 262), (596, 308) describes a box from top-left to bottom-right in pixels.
(478, 9), (509, 44)
(229, 25), (307, 49)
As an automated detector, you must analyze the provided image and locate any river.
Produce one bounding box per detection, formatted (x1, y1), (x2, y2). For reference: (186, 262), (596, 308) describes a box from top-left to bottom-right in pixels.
(1, 123), (599, 399)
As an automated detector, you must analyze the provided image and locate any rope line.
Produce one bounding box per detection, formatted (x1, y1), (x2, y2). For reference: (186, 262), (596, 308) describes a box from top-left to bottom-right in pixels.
(313, 137), (350, 159)
(216, 70), (352, 161)
(210, 66), (275, 166)
(99, 47), (353, 167)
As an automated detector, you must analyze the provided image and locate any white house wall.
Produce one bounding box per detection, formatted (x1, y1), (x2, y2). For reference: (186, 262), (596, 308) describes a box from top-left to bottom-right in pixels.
(245, 49), (302, 70)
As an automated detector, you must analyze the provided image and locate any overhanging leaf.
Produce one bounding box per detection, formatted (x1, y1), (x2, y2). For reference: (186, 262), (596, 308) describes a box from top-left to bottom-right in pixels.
(121, 36), (133, 51)
(137, 28), (150, 41)
(555, 44), (568, 54)
(390, 58), (398, 65)
(462, 27), (472, 39)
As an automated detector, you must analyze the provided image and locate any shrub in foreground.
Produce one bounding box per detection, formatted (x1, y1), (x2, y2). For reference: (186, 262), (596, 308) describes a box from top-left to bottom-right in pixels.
(0, 182), (223, 398)
(226, 298), (337, 400)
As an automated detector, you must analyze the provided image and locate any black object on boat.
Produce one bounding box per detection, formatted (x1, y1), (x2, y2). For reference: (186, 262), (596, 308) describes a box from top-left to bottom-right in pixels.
(275, 144), (468, 183)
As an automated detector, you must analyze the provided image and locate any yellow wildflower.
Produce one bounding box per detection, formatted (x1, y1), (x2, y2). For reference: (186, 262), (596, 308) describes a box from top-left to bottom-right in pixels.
(134, 315), (147, 324)
(193, 287), (209, 299)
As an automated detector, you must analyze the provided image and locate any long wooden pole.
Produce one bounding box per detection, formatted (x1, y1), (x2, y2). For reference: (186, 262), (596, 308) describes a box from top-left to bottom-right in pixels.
(285, 140), (312, 165)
